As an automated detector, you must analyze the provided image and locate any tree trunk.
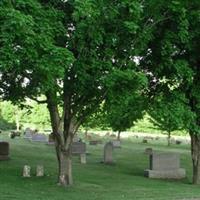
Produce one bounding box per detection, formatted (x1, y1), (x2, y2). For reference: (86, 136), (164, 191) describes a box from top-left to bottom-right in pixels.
(190, 133), (200, 184)
(85, 128), (88, 138)
(15, 109), (20, 131)
(57, 148), (73, 186)
(46, 91), (79, 187)
(167, 131), (171, 146)
(117, 131), (121, 141)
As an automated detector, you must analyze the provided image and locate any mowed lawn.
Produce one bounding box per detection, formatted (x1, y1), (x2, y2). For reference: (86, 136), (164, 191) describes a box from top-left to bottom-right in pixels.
(0, 133), (200, 200)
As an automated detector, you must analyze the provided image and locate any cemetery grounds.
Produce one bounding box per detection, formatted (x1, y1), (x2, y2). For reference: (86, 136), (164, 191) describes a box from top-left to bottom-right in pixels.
(0, 132), (200, 200)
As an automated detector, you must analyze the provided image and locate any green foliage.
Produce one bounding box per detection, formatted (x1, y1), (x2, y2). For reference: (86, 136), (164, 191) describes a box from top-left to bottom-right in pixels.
(149, 92), (194, 134)
(21, 100), (50, 129)
(0, 0), (161, 126)
(0, 100), (50, 130)
(82, 109), (109, 131)
(0, 0), (74, 101)
(104, 70), (148, 132)
(140, 0), (200, 135)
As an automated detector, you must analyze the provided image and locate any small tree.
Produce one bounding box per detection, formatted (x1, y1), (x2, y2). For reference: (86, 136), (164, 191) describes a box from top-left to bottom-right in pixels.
(149, 92), (192, 146)
(104, 73), (147, 140)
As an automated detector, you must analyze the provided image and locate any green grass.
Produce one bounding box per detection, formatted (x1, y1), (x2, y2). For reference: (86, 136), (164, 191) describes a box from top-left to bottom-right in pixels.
(0, 133), (199, 200)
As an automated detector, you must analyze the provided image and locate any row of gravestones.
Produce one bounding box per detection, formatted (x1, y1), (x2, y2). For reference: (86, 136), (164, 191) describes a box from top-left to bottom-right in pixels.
(0, 140), (118, 165)
(23, 165), (44, 177)
(0, 140), (186, 180)
(21, 141), (117, 177)
(24, 128), (48, 142)
(71, 141), (121, 164)
(141, 136), (188, 145)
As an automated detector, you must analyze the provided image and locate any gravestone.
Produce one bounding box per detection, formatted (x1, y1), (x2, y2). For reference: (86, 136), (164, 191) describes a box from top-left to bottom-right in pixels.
(71, 142), (86, 155)
(170, 138), (176, 145)
(112, 140), (121, 148)
(0, 142), (9, 160)
(145, 148), (153, 155)
(104, 142), (114, 164)
(10, 131), (21, 139)
(36, 165), (44, 177)
(73, 134), (80, 142)
(176, 140), (182, 145)
(144, 152), (186, 179)
(32, 134), (48, 142)
(23, 165), (31, 177)
(80, 154), (86, 164)
(71, 142), (87, 164)
(47, 133), (55, 145)
(155, 136), (160, 140)
(89, 140), (98, 145)
(110, 134), (116, 138)
(145, 136), (154, 140)
(24, 128), (34, 139)
(142, 139), (148, 143)
(89, 140), (102, 145)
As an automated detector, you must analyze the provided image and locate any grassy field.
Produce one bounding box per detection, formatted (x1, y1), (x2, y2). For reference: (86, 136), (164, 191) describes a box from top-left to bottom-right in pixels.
(0, 133), (199, 200)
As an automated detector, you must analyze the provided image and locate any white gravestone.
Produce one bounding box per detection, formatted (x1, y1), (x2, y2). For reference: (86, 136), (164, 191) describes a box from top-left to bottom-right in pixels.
(36, 165), (44, 177)
(23, 165), (31, 177)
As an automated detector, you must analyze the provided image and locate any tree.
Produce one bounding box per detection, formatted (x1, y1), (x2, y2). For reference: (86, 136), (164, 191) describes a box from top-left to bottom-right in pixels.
(104, 72), (147, 140)
(82, 109), (109, 137)
(0, 0), (165, 186)
(149, 92), (192, 146)
(0, 102), (16, 130)
(0, 101), (22, 130)
(140, 0), (200, 184)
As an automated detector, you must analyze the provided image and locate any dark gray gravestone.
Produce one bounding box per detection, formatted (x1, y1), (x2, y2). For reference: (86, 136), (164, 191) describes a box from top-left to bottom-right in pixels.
(0, 142), (9, 160)
(176, 140), (182, 145)
(104, 142), (114, 164)
(89, 140), (98, 145)
(145, 148), (153, 155)
(142, 139), (148, 143)
(71, 142), (86, 155)
(90, 140), (103, 145)
(47, 133), (55, 145)
(71, 142), (87, 164)
(144, 152), (186, 179)
(10, 131), (21, 139)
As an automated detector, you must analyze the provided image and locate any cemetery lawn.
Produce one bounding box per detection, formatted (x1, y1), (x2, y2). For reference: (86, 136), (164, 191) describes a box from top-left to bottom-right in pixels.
(0, 133), (200, 200)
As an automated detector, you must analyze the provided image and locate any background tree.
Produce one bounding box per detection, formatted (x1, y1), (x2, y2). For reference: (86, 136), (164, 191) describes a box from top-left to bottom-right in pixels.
(82, 109), (109, 137)
(149, 92), (193, 146)
(104, 71), (147, 140)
